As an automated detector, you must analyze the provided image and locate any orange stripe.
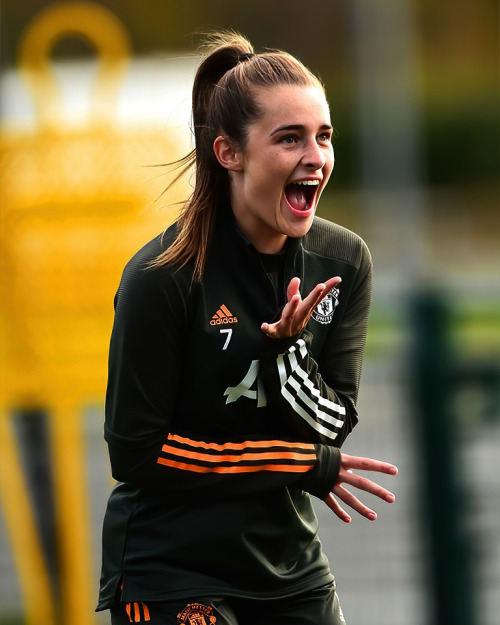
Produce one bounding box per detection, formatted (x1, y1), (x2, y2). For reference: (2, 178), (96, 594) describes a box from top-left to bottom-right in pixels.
(157, 457), (313, 473)
(161, 444), (316, 464)
(221, 304), (232, 316)
(216, 309), (225, 318)
(125, 604), (133, 623)
(167, 433), (314, 453)
(134, 602), (140, 622)
(141, 602), (151, 621)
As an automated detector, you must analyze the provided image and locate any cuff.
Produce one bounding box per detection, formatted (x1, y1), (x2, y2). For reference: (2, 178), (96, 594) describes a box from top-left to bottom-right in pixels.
(297, 445), (341, 499)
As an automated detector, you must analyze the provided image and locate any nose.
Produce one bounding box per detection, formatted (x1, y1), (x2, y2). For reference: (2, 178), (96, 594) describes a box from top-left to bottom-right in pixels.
(303, 138), (326, 170)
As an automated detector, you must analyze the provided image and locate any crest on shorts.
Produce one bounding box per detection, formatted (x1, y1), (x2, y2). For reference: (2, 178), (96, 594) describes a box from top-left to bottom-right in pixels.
(177, 603), (217, 625)
(311, 286), (340, 325)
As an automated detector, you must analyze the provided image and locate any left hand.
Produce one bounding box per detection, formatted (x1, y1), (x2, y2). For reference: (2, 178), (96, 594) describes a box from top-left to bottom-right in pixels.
(324, 453), (398, 523)
(261, 276), (341, 339)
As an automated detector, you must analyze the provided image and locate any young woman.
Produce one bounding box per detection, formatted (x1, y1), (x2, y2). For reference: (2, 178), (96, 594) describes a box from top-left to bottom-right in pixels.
(97, 32), (397, 625)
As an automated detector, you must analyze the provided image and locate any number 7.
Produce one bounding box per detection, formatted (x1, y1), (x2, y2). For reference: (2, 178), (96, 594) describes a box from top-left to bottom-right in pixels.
(220, 328), (232, 350)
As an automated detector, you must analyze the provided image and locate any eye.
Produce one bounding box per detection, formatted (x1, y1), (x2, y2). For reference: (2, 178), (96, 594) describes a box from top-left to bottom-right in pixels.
(317, 131), (332, 143)
(281, 135), (297, 144)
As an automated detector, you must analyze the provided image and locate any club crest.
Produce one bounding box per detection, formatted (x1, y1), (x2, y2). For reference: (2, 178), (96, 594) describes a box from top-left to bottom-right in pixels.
(177, 603), (217, 625)
(312, 286), (340, 324)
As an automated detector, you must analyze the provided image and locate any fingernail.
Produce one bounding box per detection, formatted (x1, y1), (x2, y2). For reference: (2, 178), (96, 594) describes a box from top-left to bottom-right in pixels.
(368, 512), (377, 521)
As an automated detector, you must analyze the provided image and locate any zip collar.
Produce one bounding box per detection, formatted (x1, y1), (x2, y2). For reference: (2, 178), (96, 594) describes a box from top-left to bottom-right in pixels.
(212, 204), (305, 306)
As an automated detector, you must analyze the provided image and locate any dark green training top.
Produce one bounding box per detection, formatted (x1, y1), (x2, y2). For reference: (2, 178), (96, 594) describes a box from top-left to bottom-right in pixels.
(97, 205), (372, 610)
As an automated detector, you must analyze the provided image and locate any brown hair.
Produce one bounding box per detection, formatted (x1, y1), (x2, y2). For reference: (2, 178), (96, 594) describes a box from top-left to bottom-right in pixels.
(151, 32), (325, 279)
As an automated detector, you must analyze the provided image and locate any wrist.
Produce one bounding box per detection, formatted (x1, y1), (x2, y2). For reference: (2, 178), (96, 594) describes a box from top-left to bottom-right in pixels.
(297, 444), (341, 499)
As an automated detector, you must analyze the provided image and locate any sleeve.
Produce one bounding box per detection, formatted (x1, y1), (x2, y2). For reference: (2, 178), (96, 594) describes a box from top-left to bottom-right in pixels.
(104, 253), (341, 499)
(259, 242), (373, 447)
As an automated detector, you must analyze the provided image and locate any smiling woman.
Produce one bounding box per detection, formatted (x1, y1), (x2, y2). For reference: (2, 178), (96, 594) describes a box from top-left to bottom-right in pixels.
(214, 84), (334, 253)
(97, 31), (397, 625)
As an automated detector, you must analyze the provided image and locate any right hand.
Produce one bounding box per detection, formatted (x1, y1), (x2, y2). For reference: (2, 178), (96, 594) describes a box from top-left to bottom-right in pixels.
(261, 276), (341, 339)
(324, 453), (398, 523)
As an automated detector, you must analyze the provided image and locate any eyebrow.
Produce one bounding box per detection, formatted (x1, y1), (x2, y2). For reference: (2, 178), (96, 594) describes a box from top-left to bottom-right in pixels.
(270, 123), (333, 136)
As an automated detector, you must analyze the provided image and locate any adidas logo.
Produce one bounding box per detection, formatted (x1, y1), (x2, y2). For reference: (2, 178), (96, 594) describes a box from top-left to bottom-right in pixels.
(210, 304), (238, 326)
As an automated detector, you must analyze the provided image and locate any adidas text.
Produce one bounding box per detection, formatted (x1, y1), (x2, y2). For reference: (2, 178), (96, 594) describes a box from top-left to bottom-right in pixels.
(210, 316), (238, 326)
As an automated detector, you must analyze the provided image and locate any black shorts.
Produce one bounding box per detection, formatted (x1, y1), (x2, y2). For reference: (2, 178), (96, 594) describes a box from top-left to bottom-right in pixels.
(110, 582), (346, 625)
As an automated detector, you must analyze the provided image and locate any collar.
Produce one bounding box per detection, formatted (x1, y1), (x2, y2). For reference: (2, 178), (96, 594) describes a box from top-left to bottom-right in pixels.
(214, 203), (303, 257)
(212, 204), (305, 293)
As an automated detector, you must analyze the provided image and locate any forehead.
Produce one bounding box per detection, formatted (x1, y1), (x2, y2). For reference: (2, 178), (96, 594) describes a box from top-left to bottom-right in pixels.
(252, 84), (331, 130)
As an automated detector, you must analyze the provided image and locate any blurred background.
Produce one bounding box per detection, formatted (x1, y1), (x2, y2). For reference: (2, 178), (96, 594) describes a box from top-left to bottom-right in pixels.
(0, 1), (498, 624)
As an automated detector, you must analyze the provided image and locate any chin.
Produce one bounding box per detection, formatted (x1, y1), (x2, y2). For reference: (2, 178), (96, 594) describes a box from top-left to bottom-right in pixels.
(287, 221), (314, 239)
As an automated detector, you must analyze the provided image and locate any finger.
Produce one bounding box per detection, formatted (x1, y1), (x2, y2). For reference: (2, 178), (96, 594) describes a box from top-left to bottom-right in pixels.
(261, 321), (276, 337)
(303, 277), (341, 311)
(288, 284), (326, 330)
(300, 282), (328, 313)
(298, 276), (341, 321)
(323, 492), (352, 523)
(322, 276), (342, 293)
(281, 294), (301, 324)
(341, 453), (399, 476)
(338, 469), (396, 503)
(286, 277), (301, 301)
(272, 295), (301, 336)
(261, 293), (302, 338)
(332, 484), (378, 521)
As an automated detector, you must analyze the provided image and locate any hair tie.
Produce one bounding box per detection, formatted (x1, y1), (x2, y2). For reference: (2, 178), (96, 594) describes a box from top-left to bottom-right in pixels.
(238, 52), (255, 63)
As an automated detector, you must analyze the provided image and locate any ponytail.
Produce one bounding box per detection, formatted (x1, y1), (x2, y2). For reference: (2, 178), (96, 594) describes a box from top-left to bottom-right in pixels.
(151, 32), (322, 280)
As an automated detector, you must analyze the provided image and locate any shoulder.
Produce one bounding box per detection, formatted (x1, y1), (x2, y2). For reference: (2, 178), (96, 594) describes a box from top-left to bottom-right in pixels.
(122, 222), (178, 276)
(115, 223), (192, 312)
(303, 216), (372, 271)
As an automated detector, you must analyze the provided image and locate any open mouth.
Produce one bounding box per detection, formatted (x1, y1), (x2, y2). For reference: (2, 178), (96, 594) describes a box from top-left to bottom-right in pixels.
(284, 180), (320, 212)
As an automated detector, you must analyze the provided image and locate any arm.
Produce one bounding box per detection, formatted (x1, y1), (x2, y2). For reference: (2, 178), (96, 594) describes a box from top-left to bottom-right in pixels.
(260, 248), (372, 447)
(258, 252), (398, 521)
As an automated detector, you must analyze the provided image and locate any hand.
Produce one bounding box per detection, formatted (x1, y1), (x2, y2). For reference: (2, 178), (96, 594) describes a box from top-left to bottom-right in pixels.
(261, 276), (341, 339)
(324, 453), (398, 523)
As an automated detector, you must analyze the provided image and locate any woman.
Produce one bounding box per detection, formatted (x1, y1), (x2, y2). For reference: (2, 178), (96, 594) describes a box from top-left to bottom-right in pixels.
(97, 32), (397, 625)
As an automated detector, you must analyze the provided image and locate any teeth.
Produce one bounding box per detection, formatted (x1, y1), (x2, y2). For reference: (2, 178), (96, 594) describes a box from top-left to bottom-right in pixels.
(296, 180), (320, 186)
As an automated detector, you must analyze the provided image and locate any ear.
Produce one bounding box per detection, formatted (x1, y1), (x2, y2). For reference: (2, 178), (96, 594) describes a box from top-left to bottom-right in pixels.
(213, 136), (243, 172)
